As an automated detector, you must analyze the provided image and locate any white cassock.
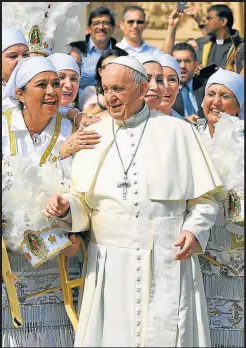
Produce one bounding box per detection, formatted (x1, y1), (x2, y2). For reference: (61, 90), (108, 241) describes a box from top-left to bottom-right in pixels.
(56, 104), (224, 347)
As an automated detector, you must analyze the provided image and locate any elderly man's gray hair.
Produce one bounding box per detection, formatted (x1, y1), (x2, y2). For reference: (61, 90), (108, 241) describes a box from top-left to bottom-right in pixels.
(131, 70), (148, 87)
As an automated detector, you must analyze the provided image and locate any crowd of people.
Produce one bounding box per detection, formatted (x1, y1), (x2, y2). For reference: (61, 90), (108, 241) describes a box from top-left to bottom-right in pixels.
(2, 2), (244, 348)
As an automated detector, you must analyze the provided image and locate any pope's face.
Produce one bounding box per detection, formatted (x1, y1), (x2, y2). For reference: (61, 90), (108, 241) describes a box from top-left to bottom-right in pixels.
(2, 44), (30, 82)
(101, 64), (148, 121)
(203, 84), (240, 126)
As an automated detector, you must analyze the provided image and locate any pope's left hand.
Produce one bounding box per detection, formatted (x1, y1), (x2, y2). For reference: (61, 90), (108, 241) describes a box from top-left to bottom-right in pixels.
(63, 234), (82, 257)
(174, 230), (197, 260)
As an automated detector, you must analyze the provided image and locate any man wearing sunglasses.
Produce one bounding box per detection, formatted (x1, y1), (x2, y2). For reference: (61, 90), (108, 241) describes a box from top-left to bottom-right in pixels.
(117, 5), (163, 56)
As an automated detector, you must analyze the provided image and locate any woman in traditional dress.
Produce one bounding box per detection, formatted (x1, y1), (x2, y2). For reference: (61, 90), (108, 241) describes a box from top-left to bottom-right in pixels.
(135, 54), (183, 121)
(2, 56), (99, 347)
(156, 54), (197, 123)
(2, 27), (30, 111)
(197, 68), (244, 348)
(47, 52), (99, 130)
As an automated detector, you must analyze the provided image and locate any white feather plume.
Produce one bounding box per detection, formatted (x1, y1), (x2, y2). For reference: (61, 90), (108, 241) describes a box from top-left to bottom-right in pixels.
(2, 155), (69, 252)
(208, 113), (244, 195)
(2, 2), (90, 52)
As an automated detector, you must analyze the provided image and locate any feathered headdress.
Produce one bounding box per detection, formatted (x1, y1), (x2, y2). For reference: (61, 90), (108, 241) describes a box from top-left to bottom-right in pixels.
(2, 2), (90, 53)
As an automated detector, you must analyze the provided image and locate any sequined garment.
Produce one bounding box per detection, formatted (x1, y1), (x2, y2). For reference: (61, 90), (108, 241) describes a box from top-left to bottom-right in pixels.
(199, 201), (244, 348)
(2, 253), (81, 347)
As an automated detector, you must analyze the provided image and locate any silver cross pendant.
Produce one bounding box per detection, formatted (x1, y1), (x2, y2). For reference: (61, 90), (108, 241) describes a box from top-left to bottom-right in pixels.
(117, 176), (131, 200)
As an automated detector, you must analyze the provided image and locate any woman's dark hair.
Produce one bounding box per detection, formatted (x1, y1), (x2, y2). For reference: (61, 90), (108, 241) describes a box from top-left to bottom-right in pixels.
(16, 86), (26, 111)
(235, 42), (244, 74)
(95, 48), (128, 95)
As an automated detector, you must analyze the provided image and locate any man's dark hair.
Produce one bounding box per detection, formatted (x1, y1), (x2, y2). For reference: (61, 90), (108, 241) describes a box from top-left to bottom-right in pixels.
(95, 48), (128, 94)
(88, 6), (116, 28)
(235, 42), (244, 74)
(207, 4), (234, 30)
(122, 5), (146, 21)
(172, 42), (197, 61)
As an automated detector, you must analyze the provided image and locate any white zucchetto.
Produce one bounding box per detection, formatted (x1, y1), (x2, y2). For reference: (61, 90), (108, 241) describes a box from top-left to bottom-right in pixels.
(5, 57), (57, 98)
(2, 27), (28, 52)
(108, 56), (148, 78)
(157, 54), (181, 82)
(203, 68), (244, 112)
(135, 54), (162, 67)
(47, 53), (80, 77)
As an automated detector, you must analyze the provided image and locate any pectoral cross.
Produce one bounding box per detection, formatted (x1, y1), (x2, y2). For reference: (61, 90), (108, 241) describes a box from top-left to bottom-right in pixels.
(117, 176), (131, 200)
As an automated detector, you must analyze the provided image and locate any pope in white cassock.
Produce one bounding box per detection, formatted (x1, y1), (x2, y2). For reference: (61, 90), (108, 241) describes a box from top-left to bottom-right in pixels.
(45, 56), (224, 347)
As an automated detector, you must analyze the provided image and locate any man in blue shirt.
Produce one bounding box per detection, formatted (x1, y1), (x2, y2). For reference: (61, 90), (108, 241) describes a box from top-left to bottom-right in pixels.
(171, 42), (206, 122)
(117, 5), (163, 57)
(69, 6), (117, 92)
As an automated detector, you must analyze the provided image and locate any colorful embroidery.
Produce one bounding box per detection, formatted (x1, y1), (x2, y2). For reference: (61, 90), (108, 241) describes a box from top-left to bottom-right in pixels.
(24, 252), (32, 260)
(226, 189), (243, 223)
(24, 230), (48, 260)
(28, 25), (42, 46)
(48, 235), (56, 244)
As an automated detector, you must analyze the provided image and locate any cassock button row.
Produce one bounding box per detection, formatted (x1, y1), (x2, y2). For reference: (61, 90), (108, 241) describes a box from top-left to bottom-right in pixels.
(130, 133), (134, 137)
(136, 321), (141, 326)
(136, 332), (140, 337)
(136, 277), (141, 282)
(134, 191), (139, 195)
(136, 248), (139, 251)
(134, 181), (138, 184)
(135, 214), (139, 218)
(132, 162), (136, 166)
(133, 172), (137, 175)
(136, 310), (141, 315)
(136, 256), (141, 260)
(136, 288), (141, 292)
(136, 267), (140, 271)
(136, 299), (141, 304)
(131, 143), (135, 147)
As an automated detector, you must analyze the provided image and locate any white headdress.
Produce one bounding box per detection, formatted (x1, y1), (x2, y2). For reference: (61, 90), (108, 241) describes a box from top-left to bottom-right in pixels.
(47, 53), (80, 77)
(135, 53), (162, 67)
(203, 68), (244, 116)
(2, 2), (90, 54)
(2, 27), (28, 52)
(157, 54), (181, 82)
(5, 56), (57, 99)
(108, 56), (148, 78)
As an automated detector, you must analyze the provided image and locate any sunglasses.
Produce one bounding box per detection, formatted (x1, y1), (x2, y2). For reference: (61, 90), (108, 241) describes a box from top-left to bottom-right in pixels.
(126, 19), (145, 25)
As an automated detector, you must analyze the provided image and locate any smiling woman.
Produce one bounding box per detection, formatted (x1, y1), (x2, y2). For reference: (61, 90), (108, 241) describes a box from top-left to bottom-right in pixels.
(2, 56), (100, 347)
(196, 68), (244, 348)
(2, 27), (30, 110)
(47, 52), (100, 131)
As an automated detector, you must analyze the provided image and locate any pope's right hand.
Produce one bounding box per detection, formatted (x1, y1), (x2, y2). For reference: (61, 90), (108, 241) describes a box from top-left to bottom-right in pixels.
(44, 194), (70, 218)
